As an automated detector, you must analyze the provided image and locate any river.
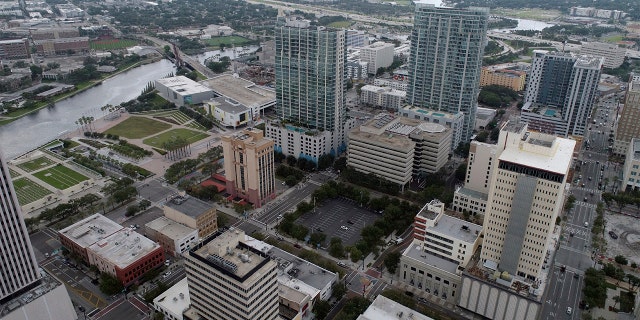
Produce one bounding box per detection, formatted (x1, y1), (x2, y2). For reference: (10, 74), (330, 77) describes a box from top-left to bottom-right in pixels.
(193, 45), (261, 65)
(494, 18), (555, 32)
(0, 59), (176, 159)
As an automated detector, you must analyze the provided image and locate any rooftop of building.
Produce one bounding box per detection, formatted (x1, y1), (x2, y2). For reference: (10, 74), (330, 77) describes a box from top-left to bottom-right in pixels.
(163, 194), (215, 219)
(401, 105), (464, 120)
(476, 107), (497, 120)
(630, 80), (640, 92)
(361, 113), (450, 137)
(455, 186), (488, 201)
(145, 216), (197, 240)
(223, 128), (274, 149)
(201, 74), (275, 108)
(521, 102), (564, 119)
(499, 125), (576, 175)
(88, 228), (160, 269)
(190, 228), (272, 282)
(209, 96), (250, 115)
(357, 295), (434, 320)
(482, 63), (528, 72)
(153, 278), (190, 317)
(431, 214), (482, 244)
(244, 236), (337, 293)
(361, 85), (406, 96)
(278, 283), (309, 305)
(362, 41), (394, 50)
(0, 269), (62, 316)
(575, 55), (604, 68)
(0, 38), (26, 44)
(416, 199), (443, 220)
(402, 239), (459, 275)
(155, 76), (213, 95)
(58, 213), (123, 249)
(32, 36), (88, 44)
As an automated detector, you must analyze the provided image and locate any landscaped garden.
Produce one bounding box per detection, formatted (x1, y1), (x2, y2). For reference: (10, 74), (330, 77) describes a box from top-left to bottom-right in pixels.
(13, 177), (52, 205)
(104, 116), (171, 139)
(16, 156), (56, 172)
(33, 164), (89, 190)
(142, 128), (209, 149)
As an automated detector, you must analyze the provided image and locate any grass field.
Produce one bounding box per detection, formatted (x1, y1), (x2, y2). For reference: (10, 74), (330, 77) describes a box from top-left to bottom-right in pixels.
(204, 36), (252, 47)
(13, 177), (52, 205)
(33, 165), (89, 190)
(604, 35), (624, 43)
(143, 128), (209, 149)
(16, 156), (56, 172)
(9, 168), (20, 178)
(90, 39), (138, 51)
(328, 21), (353, 28)
(105, 116), (171, 139)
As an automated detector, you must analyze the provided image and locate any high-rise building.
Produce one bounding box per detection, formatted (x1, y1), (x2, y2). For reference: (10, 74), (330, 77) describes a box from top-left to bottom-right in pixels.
(406, 3), (488, 141)
(268, 15), (350, 161)
(185, 229), (279, 320)
(0, 154), (40, 303)
(222, 128), (275, 208)
(522, 50), (603, 136)
(614, 79), (640, 155)
(360, 41), (395, 74)
(480, 120), (575, 281)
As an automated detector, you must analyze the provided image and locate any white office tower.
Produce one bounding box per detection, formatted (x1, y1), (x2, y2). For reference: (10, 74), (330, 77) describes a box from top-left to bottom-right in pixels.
(480, 120), (575, 281)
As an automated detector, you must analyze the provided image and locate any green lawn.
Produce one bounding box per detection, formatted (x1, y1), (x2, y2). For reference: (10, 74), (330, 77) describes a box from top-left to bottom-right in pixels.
(33, 165), (89, 190)
(16, 156), (56, 172)
(13, 177), (52, 205)
(9, 168), (20, 178)
(604, 35), (624, 43)
(143, 128), (209, 149)
(204, 36), (252, 47)
(90, 39), (138, 51)
(104, 116), (171, 139)
(328, 21), (354, 28)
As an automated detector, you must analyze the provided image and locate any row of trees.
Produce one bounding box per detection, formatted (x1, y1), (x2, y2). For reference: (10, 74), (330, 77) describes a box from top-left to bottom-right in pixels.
(25, 193), (101, 230)
(602, 191), (640, 212)
(179, 106), (214, 129)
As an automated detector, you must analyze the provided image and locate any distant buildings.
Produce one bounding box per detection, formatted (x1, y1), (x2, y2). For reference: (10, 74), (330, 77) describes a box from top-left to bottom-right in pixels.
(622, 138), (640, 192)
(569, 7), (626, 20)
(0, 39), (30, 59)
(153, 278), (190, 320)
(163, 194), (218, 238)
(346, 29), (369, 48)
(348, 113), (452, 187)
(374, 78), (408, 91)
(406, 3), (489, 140)
(580, 42), (626, 69)
(614, 79), (640, 155)
(155, 76), (215, 107)
(360, 41), (395, 74)
(33, 37), (89, 56)
(30, 27), (79, 40)
(522, 50), (603, 137)
(222, 128), (275, 208)
(480, 65), (526, 91)
(185, 229), (279, 320)
(360, 85), (405, 110)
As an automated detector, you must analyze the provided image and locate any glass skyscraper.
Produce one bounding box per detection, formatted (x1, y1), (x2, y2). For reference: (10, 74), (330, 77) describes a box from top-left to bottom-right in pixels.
(407, 3), (488, 141)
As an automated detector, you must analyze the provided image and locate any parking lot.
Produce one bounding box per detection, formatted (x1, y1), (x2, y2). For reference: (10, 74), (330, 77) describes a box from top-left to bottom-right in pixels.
(105, 206), (164, 236)
(296, 197), (380, 246)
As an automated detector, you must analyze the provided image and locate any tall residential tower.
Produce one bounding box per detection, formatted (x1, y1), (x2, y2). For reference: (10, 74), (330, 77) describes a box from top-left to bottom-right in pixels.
(406, 2), (489, 140)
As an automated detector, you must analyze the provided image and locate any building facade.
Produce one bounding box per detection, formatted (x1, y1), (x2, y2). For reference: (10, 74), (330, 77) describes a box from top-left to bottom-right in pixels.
(145, 217), (199, 256)
(622, 139), (640, 191)
(360, 41), (394, 74)
(452, 141), (497, 216)
(580, 42), (626, 69)
(155, 76), (215, 107)
(480, 121), (575, 281)
(163, 195), (218, 238)
(207, 97), (251, 129)
(480, 66), (526, 91)
(0, 154), (40, 303)
(0, 39), (30, 59)
(58, 213), (124, 263)
(373, 78), (408, 91)
(346, 29), (369, 48)
(360, 85), (405, 110)
(33, 37), (89, 56)
(614, 80), (640, 155)
(185, 229), (279, 320)
(399, 105), (464, 152)
(222, 128), (275, 208)
(406, 3), (488, 140)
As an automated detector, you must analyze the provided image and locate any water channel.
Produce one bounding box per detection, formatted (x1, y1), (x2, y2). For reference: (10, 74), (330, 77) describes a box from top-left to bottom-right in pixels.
(494, 18), (555, 32)
(0, 59), (176, 159)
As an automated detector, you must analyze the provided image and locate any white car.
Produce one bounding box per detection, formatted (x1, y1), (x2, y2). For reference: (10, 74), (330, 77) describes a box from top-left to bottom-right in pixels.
(566, 307), (572, 315)
(340, 226), (349, 230)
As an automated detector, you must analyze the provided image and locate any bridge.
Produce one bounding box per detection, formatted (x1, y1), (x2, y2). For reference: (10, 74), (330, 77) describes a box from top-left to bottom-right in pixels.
(140, 35), (217, 79)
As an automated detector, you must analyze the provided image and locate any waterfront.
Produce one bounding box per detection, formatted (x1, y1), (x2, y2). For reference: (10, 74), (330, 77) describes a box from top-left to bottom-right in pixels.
(495, 18), (555, 32)
(0, 59), (176, 159)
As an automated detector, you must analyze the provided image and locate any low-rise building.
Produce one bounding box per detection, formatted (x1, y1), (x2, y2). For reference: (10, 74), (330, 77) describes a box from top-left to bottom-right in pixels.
(0, 39), (29, 59)
(155, 76), (215, 107)
(207, 96), (251, 128)
(622, 138), (640, 192)
(373, 78), (408, 91)
(146, 217), (199, 256)
(399, 105), (464, 152)
(580, 42), (626, 69)
(200, 74), (276, 120)
(357, 295), (434, 320)
(163, 194), (218, 238)
(520, 103), (569, 137)
(153, 278), (190, 320)
(480, 66), (526, 91)
(58, 213), (124, 263)
(30, 27), (79, 40)
(33, 37), (89, 56)
(475, 107), (497, 130)
(360, 85), (405, 110)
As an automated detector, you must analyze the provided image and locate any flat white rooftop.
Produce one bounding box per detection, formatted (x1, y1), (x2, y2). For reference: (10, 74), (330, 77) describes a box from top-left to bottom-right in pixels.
(58, 213), (123, 249)
(153, 278), (190, 320)
(156, 76), (213, 95)
(499, 133), (575, 175)
(357, 295), (434, 320)
(201, 74), (275, 109)
(431, 214), (482, 244)
(146, 216), (197, 241)
(88, 228), (160, 269)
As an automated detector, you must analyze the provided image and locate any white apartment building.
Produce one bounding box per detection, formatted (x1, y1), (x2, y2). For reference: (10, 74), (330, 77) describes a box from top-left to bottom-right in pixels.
(399, 105), (464, 152)
(360, 41), (394, 74)
(360, 85), (405, 110)
(452, 141), (497, 216)
(581, 42), (626, 69)
(185, 229), (279, 320)
(373, 78), (408, 91)
(399, 199), (482, 303)
(481, 120), (575, 281)
(346, 29), (369, 48)
(623, 138), (640, 192)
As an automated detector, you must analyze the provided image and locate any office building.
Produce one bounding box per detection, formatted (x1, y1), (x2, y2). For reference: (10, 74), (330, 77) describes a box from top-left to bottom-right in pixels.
(399, 105), (464, 152)
(185, 229), (279, 320)
(58, 213), (123, 264)
(357, 295), (434, 320)
(452, 141), (497, 216)
(622, 138), (640, 192)
(222, 128), (275, 208)
(481, 120), (575, 281)
(581, 42), (626, 69)
(348, 114), (452, 187)
(360, 41), (395, 74)
(406, 3), (488, 140)
(30, 27), (79, 40)
(614, 80), (640, 155)
(523, 50), (603, 136)
(400, 199), (481, 303)
(0, 39), (29, 59)
(207, 96), (251, 129)
(360, 85), (405, 110)
(163, 194), (218, 238)
(155, 76), (215, 107)
(269, 15), (348, 161)
(153, 278), (190, 320)
(346, 29), (369, 48)
(146, 217), (199, 256)
(33, 37), (89, 56)
(480, 65), (526, 91)
(0, 154), (40, 303)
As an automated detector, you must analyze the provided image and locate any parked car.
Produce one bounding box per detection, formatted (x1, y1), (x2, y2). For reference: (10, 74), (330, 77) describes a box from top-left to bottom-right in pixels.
(609, 231), (618, 239)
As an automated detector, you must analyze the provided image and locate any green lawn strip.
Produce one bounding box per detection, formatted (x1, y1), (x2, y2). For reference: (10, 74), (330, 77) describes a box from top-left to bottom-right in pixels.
(13, 177), (52, 205)
(204, 36), (252, 47)
(90, 39), (137, 50)
(185, 121), (207, 131)
(171, 112), (193, 124)
(33, 165), (89, 190)
(142, 128), (209, 149)
(16, 156), (56, 172)
(104, 116), (172, 139)
(8, 168), (20, 178)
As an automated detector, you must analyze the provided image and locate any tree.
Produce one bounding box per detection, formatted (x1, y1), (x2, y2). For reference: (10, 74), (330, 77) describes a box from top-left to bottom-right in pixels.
(455, 163), (467, 181)
(583, 268), (607, 308)
(99, 272), (124, 295)
(475, 131), (489, 142)
(565, 195), (576, 211)
(625, 273), (640, 292)
(384, 251), (401, 274)
(455, 142), (470, 158)
(125, 205), (140, 217)
(309, 232), (327, 248)
(329, 237), (345, 258)
(615, 255), (628, 265)
(350, 247), (363, 263)
(313, 300), (331, 320)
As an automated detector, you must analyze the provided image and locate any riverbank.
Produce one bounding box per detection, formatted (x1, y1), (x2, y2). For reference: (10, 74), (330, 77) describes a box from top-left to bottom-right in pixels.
(0, 57), (164, 127)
